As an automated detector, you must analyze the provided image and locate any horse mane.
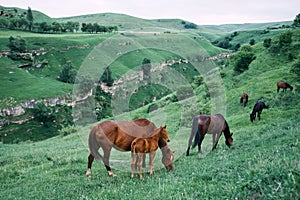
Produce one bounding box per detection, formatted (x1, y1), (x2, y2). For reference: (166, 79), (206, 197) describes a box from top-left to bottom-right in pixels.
(223, 120), (231, 138)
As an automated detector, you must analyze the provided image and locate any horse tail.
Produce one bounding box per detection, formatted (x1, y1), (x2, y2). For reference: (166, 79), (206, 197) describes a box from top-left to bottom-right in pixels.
(192, 130), (200, 149)
(188, 116), (200, 149)
(131, 140), (137, 153)
(88, 126), (105, 161)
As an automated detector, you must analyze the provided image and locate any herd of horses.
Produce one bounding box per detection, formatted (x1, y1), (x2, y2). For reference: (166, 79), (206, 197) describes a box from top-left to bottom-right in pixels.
(85, 81), (293, 179)
(245, 81), (293, 122)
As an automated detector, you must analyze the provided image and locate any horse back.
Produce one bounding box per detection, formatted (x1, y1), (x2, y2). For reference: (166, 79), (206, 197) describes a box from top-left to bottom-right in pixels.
(131, 137), (159, 153)
(207, 114), (225, 134)
(277, 81), (286, 89)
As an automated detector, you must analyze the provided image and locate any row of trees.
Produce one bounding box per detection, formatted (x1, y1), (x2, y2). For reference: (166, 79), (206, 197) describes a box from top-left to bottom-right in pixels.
(81, 23), (117, 33)
(0, 7), (117, 33)
(0, 17), (118, 33)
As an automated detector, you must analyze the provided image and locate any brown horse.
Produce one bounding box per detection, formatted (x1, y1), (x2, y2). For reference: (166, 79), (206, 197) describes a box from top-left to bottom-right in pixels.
(277, 81), (293, 93)
(86, 118), (174, 177)
(240, 93), (249, 107)
(131, 125), (170, 179)
(186, 114), (233, 157)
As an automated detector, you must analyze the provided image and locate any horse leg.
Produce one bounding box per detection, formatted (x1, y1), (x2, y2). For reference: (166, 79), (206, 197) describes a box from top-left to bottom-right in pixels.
(197, 133), (205, 157)
(186, 146), (191, 156)
(131, 151), (136, 178)
(86, 153), (94, 177)
(103, 146), (115, 177)
(212, 132), (222, 150)
(148, 151), (156, 176)
(142, 153), (146, 168)
(258, 111), (261, 120)
(137, 153), (144, 179)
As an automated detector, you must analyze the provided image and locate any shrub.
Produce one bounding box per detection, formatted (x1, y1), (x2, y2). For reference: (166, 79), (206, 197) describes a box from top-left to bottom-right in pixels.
(8, 36), (26, 53)
(57, 62), (77, 84)
(290, 59), (300, 79)
(232, 44), (256, 74)
(59, 125), (77, 137)
(32, 102), (55, 126)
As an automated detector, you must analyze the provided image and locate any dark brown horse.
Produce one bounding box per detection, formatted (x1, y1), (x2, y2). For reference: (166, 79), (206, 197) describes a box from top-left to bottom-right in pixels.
(250, 100), (269, 122)
(277, 81), (293, 93)
(240, 93), (249, 107)
(131, 126), (170, 179)
(86, 118), (174, 177)
(186, 114), (233, 157)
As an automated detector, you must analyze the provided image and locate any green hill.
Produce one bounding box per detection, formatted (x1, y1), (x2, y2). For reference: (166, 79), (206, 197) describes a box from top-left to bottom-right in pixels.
(0, 5), (52, 23)
(56, 13), (194, 32)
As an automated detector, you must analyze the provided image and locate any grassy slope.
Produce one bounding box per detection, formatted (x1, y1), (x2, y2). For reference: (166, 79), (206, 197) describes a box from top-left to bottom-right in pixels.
(0, 5), (53, 23)
(57, 13), (188, 32)
(0, 30), (111, 103)
(1, 28), (299, 199)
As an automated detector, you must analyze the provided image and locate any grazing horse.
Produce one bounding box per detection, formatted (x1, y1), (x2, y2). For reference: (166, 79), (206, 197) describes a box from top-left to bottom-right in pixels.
(186, 114), (233, 157)
(131, 125), (170, 179)
(277, 81), (293, 93)
(86, 118), (174, 177)
(250, 100), (269, 122)
(240, 93), (249, 107)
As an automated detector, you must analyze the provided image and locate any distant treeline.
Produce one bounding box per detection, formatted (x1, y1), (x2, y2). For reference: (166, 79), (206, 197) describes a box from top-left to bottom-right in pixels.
(0, 7), (117, 33)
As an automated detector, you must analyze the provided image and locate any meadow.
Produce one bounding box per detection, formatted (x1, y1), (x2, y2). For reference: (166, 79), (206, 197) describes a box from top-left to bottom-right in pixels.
(0, 12), (299, 199)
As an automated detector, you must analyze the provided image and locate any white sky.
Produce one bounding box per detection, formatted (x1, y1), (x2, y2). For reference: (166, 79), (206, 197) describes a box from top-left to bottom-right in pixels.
(0, 0), (299, 25)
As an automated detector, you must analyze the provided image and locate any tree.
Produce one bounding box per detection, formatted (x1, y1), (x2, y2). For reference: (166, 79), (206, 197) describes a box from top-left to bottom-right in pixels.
(8, 36), (26, 53)
(100, 67), (114, 86)
(57, 62), (78, 83)
(249, 39), (255, 45)
(142, 58), (151, 83)
(279, 30), (292, 47)
(26, 7), (33, 31)
(32, 102), (55, 126)
(290, 59), (300, 79)
(263, 38), (272, 48)
(232, 44), (256, 74)
(0, 17), (9, 28)
(292, 13), (300, 27)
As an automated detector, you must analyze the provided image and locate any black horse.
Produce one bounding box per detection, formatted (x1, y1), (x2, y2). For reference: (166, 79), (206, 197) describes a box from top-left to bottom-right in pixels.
(250, 100), (269, 122)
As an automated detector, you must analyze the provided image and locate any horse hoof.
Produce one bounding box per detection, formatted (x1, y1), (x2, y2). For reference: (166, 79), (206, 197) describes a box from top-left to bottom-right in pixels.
(108, 171), (116, 177)
(86, 169), (91, 177)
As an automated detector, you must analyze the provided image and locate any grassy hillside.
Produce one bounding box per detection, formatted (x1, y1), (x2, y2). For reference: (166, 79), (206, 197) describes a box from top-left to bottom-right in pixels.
(0, 5), (52, 23)
(1, 26), (299, 199)
(57, 13), (189, 32)
(0, 30), (111, 103)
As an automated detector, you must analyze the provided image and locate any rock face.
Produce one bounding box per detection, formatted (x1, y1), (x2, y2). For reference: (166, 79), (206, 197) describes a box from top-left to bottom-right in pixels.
(0, 97), (73, 118)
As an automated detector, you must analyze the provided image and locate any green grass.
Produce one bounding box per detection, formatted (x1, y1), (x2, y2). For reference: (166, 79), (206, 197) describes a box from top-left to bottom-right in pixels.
(1, 20), (300, 199)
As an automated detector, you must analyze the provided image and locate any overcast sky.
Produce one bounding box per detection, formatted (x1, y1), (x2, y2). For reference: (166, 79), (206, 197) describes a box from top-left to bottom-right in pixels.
(0, 0), (299, 25)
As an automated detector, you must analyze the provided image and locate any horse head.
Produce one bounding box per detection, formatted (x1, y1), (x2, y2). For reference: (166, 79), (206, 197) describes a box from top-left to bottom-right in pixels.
(161, 146), (175, 171)
(225, 132), (233, 147)
(250, 113), (255, 122)
(160, 125), (170, 142)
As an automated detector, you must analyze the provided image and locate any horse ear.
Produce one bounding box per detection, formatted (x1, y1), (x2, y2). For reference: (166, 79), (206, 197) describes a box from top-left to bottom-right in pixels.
(162, 125), (167, 129)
